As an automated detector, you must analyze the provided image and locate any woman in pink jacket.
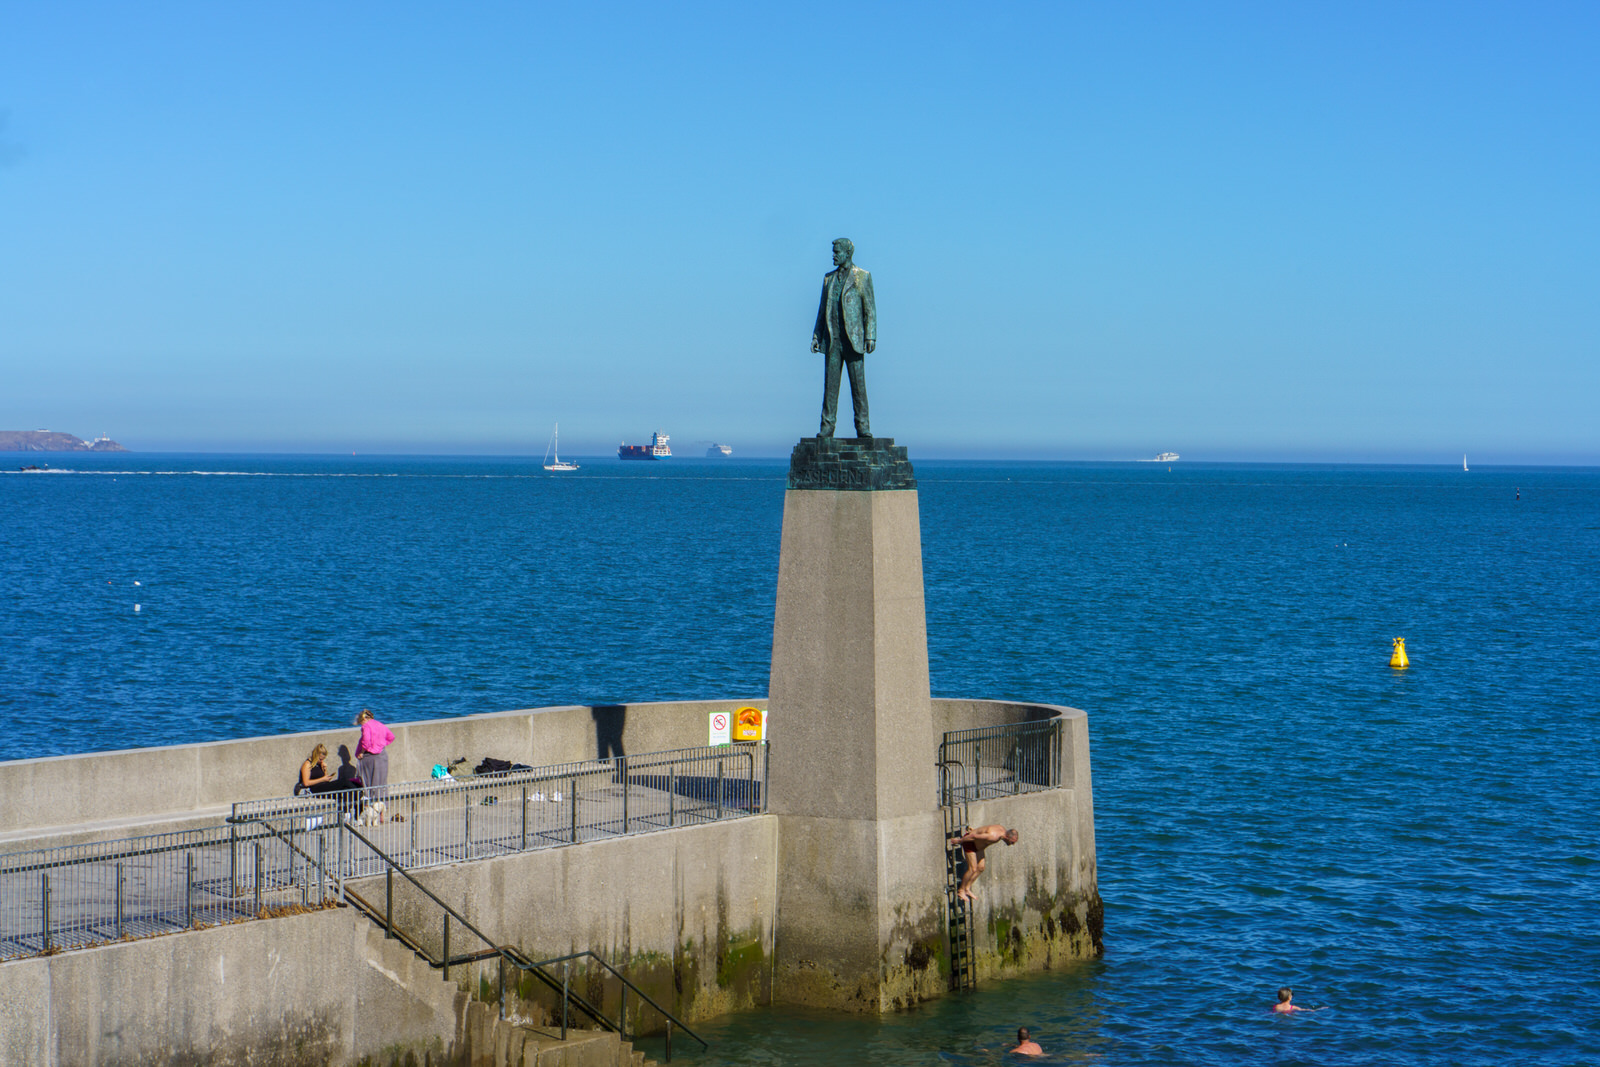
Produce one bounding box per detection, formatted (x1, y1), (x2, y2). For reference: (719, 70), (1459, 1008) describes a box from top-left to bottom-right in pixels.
(354, 708), (395, 817)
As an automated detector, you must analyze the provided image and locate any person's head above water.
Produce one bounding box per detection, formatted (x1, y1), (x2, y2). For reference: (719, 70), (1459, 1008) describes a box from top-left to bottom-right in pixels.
(1012, 1027), (1042, 1055)
(1278, 987), (1293, 1004)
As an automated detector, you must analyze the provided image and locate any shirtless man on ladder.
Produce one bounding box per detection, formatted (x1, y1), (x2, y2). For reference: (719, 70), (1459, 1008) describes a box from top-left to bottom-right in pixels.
(948, 824), (1019, 903)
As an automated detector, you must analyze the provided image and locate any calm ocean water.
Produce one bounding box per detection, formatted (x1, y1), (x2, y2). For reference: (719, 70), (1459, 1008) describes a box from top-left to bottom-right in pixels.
(3, 454), (1598, 1065)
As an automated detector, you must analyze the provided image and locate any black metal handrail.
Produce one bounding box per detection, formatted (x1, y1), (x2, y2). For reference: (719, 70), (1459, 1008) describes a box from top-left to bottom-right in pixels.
(339, 822), (708, 1059)
(937, 717), (1064, 806)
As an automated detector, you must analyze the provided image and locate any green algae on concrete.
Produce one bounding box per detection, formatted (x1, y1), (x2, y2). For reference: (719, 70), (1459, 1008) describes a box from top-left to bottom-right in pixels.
(974, 888), (1104, 982)
(491, 920), (770, 1039)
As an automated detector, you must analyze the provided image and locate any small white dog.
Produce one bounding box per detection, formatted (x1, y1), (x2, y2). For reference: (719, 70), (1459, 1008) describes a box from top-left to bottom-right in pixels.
(358, 800), (386, 827)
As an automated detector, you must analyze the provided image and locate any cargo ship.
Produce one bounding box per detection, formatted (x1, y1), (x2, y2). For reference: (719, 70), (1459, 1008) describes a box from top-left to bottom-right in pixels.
(618, 431), (671, 460)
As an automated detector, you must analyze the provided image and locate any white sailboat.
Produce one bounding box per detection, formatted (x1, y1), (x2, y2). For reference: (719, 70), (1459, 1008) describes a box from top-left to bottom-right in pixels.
(543, 424), (579, 471)
(1463, 454), (1469, 472)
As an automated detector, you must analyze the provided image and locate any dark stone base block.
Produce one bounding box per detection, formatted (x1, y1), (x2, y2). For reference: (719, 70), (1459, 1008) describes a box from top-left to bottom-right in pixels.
(787, 436), (917, 492)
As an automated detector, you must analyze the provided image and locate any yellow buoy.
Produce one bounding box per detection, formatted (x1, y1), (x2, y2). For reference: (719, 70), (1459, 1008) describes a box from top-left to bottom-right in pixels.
(1390, 637), (1409, 669)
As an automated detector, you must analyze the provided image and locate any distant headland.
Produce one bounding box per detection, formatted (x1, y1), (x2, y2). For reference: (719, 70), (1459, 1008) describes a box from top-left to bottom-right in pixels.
(0, 430), (127, 452)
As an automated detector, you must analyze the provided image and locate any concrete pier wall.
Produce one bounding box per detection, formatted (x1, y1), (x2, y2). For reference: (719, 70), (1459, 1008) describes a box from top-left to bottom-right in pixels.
(0, 698), (1058, 844)
(0, 906), (467, 1067)
(0, 814), (779, 1064)
(0, 699), (762, 841)
(360, 813), (779, 1028)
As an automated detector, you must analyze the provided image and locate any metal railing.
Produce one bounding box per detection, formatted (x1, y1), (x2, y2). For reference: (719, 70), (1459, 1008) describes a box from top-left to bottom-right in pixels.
(1, 743), (766, 963)
(0, 819), (334, 962)
(332, 822), (707, 1060)
(937, 718), (1063, 807)
(233, 743), (767, 885)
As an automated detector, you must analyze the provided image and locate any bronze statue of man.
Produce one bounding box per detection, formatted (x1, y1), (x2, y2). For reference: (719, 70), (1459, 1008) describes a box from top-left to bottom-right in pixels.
(810, 238), (876, 438)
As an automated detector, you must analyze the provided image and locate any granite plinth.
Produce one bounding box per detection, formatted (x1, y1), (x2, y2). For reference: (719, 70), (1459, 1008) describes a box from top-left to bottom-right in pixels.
(767, 482), (943, 1011)
(787, 436), (916, 491)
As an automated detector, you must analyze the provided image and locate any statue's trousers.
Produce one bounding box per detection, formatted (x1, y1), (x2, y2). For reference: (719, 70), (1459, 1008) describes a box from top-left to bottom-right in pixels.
(821, 343), (871, 437)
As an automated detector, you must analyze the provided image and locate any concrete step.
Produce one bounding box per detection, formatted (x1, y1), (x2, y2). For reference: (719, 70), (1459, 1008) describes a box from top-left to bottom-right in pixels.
(457, 1000), (659, 1067)
(617, 1038), (654, 1067)
(500, 1025), (635, 1067)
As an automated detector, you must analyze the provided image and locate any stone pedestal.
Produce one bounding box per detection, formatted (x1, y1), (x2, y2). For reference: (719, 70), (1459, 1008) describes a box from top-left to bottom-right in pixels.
(768, 438), (947, 1012)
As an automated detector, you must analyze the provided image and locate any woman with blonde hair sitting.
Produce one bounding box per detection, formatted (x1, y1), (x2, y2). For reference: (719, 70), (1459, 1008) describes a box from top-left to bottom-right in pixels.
(295, 743), (339, 796)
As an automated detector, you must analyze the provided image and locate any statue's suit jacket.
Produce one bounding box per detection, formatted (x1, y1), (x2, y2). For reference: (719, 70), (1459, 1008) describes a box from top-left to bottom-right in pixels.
(812, 265), (876, 355)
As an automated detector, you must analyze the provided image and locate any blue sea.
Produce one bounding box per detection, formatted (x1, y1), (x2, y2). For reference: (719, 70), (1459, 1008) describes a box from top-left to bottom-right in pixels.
(3, 454), (1598, 1065)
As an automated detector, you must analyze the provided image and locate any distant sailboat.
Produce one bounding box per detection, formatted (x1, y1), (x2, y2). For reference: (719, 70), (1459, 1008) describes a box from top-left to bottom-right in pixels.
(1463, 454), (1469, 472)
(544, 424), (579, 471)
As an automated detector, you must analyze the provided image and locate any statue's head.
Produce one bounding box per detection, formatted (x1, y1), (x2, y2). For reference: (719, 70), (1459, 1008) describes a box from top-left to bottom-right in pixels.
(832, 238), (854, 267)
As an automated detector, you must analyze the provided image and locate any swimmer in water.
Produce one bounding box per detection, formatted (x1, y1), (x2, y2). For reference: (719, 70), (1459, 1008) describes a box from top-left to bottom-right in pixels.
(1272, 987), (1325, 1014)
(947, 824), (1019, 902)
(1012, 1026), (1042, 1055)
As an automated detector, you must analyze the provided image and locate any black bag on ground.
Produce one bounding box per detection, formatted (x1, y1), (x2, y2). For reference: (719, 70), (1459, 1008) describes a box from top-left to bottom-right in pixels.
(475, 757), (514, 775)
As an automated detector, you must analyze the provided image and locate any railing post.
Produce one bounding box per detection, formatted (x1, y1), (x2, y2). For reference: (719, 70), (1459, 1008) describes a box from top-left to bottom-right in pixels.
(386, 867), (394, 938)
(443, 913), (451, 980)
(520, 785), (528, 850)
(336, 819), (346, 903)
(253, 842), (263, 913)
(409, 798), (417, 863)
(561, 962), (570, 1040)
(115, 861), (125, 939)
(185, 851), (195, 927)
(762, 740), (769, 813)
(464, 787), (472, 859)
(716, 759), (724, 821)
(1056, 719), (1063, 786)
(668, 767), (676, 827)
(229, 821), (238, 897)
(41, 872), (50, 951)
(569, 777), (578, 843)
(317, 832), (327, 905)
(622, 757), (630, 834)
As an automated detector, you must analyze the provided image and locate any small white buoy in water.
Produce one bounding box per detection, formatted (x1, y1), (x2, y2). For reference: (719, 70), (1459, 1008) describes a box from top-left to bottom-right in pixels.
(134, 604), (141, 612)
(134, 580), (141, 586)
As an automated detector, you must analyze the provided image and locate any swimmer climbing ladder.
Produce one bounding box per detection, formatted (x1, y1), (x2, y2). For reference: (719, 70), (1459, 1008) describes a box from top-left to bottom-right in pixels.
(940, 761), (976, 992)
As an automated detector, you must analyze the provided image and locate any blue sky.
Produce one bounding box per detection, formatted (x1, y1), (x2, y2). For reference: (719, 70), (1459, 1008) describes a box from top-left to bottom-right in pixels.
(2, 2), (1596, 462)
